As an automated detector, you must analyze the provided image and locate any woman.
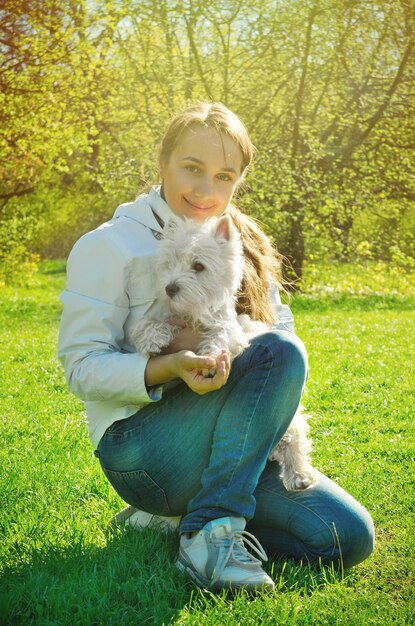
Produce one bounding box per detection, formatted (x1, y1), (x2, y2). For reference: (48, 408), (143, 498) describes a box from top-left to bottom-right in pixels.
(58, 102), (374, 592)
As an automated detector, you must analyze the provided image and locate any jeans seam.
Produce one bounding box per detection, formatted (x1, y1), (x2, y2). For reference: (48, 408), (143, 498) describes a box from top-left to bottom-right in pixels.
(213, 343), (275, 511)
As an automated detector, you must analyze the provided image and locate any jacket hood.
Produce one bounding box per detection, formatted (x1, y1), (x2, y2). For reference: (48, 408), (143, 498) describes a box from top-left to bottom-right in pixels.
(113, 186), (180, 233)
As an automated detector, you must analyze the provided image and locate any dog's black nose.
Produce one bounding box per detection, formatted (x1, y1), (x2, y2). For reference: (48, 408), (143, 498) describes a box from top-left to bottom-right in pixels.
(165, 283), (180, 298)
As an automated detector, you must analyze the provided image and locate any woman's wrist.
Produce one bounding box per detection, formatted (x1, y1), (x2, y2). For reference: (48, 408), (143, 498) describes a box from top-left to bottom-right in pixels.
(144, 353), (179, 387)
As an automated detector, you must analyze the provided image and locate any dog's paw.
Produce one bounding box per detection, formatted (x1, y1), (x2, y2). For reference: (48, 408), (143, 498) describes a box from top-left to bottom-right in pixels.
(137, 339), (163, 357)
(202, 367), (217, 378)
(196, 341), (223, 361)
(268, 448), (279, 462)
(282, 469), (319, 491)
(132, 318), (177, 357)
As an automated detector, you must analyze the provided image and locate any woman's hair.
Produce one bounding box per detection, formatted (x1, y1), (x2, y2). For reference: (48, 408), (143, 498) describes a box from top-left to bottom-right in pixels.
(159, 102), (284, 324)
(159, 102), (254, 173)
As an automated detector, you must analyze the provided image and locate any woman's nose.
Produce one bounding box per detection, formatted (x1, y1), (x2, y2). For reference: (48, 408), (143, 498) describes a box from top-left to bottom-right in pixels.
(194, 175), (214, 198)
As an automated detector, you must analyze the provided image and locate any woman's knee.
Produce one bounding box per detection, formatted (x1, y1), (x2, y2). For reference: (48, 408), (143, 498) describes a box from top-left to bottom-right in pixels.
(307, 505), (375, 569)
(250, 330), (308, 381)
(339, 507), (375, 568)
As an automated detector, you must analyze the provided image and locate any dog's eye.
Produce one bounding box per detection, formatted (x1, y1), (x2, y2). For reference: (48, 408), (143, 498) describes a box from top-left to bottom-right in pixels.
(192, 262), (205, 272)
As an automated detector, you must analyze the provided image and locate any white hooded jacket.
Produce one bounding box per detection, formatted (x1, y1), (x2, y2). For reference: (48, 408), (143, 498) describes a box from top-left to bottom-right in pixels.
(58, 187), (295, 448)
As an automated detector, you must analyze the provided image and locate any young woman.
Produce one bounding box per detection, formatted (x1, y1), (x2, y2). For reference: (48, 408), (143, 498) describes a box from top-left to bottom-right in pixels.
(58, 102), (374, 592)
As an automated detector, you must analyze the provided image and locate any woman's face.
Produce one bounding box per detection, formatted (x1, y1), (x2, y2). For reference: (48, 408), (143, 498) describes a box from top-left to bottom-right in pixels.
(160, 126), (244, 221)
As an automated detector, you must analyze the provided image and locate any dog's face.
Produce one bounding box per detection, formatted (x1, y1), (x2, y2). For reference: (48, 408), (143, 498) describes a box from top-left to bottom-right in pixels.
(155, 215), (244, 319)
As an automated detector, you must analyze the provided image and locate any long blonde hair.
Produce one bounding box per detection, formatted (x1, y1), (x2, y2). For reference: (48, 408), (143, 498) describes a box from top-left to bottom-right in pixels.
(159, 102), (284, 324)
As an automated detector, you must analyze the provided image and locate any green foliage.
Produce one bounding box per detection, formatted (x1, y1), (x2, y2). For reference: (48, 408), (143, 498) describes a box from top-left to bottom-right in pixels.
(0, 262), (414, 624)
(300, 260), (415, 299)
(349, 199), (415, 269)
(0, 206), (40, 286)
(1, 0), (414, 282)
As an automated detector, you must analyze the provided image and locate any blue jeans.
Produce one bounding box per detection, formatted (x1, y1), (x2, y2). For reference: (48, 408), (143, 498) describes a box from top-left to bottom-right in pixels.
(97, 330), (374, 569)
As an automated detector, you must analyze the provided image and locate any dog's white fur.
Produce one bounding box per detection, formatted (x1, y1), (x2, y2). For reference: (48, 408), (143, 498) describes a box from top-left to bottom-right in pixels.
(131, 216), (248, 360)
(130, 215), (318, 491)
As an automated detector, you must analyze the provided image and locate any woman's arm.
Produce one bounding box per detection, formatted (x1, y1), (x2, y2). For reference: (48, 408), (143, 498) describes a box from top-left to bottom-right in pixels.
(58, 231), (157, 405)
(145, 350), (230, 395)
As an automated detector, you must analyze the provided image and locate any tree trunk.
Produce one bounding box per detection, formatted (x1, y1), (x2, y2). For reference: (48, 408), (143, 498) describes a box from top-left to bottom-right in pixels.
(280, 200), (305, 288)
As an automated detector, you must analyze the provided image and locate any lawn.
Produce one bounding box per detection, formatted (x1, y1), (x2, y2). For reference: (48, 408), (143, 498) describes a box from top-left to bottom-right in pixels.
(0, 260), (414, 625)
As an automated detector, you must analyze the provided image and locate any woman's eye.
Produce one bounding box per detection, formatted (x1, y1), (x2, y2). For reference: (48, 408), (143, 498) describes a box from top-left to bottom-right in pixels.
(185, 165), (199, 173)
(192, 262), (205, 272)
(218, 173), (231, 182)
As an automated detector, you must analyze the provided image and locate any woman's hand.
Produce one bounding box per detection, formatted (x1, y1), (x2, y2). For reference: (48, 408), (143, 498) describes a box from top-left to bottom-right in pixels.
(175, 350), (231, 394)
(145, 349), (231, 394)
(160, 323), (231, 393)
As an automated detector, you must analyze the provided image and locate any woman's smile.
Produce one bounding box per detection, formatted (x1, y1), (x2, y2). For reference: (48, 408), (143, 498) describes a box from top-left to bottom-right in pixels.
(183, 197), (216, 212)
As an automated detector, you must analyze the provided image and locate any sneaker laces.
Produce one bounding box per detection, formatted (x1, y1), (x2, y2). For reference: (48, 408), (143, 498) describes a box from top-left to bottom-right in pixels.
(210, 527), (268, 582)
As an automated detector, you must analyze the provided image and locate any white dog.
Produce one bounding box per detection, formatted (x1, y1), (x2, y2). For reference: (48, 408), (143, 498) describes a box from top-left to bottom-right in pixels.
(131, 215), (318, 491)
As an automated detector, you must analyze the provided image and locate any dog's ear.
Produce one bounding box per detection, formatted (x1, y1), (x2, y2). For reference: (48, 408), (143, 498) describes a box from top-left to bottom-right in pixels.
(214, 215), (232, 242)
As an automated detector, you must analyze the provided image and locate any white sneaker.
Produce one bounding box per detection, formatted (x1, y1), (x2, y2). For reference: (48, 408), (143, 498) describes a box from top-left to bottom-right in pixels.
(112, 505), (181, 532)
(176, 516), (275, 591)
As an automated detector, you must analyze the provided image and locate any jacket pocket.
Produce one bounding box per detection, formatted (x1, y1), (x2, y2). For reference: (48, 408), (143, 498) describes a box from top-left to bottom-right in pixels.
(101, 467), (171, 515)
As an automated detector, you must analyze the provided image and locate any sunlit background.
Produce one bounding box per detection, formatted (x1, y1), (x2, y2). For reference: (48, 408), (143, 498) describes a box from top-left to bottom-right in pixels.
(1, 0), (414, 287)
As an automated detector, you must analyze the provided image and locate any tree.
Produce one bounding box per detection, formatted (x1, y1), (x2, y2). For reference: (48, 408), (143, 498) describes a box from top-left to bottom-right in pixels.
(1, 0), (414, 285)
(0, 0), (128, 279)
(115, 0), (415, 281)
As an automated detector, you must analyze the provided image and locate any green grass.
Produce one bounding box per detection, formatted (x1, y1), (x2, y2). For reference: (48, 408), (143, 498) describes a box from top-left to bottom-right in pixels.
(1, 260), (414, 625)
